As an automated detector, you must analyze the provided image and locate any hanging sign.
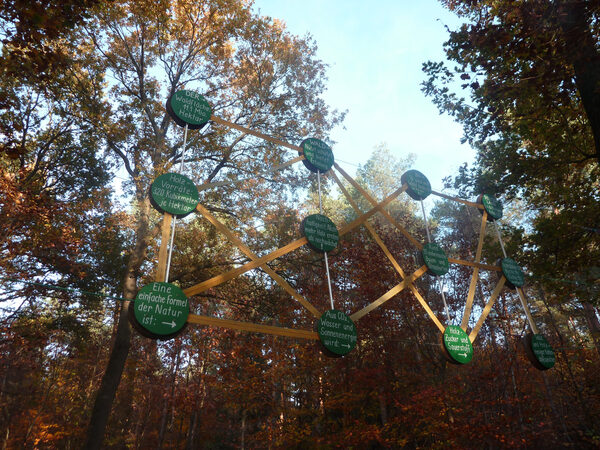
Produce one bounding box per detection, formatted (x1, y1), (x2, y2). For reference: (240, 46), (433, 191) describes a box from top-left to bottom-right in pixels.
(478, 193), (503, 221)
(301, 214), (339, 252)
(132, 282), (189, 339)
(442, 325), (473, 364)
(501, 257), (525, 288)
(317, 309), (357, 356)
(401, 169), (431, 201)
(421, 242), (449, 276)
(150, 173), (199, 216)
(166, 90), (212, 129)
(523, 333), (556, 370)
(300, 138), (334, 173)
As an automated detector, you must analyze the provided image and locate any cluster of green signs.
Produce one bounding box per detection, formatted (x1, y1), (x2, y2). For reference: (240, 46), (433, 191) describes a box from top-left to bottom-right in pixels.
(129, 90), (557, 371)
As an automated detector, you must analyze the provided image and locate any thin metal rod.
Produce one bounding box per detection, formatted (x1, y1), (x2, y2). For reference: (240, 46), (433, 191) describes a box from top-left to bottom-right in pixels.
(494, 221), (507, 258)
(318, 170), (334, 310)
(165, 124), (189, 282)
(420, 200), (431, 244)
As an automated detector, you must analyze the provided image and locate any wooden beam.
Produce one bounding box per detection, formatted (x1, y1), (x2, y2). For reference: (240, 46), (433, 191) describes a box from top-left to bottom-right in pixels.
(350, 265), (428, 322)
(516, 287), (539, 334)
(448, 258), (501, 272)
(460, 210), (488, 330)
(334, 162), (423, 250)
(187, 314), (319, 340)
(431, 190), (485, 210)
(211, 115), (301, 152)
(192, 203), (321, 318)
(155, 213), (173, 282)
(468, 276), (506, 342)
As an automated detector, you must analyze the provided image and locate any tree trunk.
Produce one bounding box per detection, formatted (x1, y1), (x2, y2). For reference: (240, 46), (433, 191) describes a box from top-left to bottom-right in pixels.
(84, 195), (153, 449)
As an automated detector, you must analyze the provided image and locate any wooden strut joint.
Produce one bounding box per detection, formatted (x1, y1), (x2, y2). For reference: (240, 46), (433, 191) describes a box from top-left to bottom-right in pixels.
(468, 276), (506, 342)
(333, 162), (423, 250)
(155, 213), (173, 282)
(187, 314), (319, 340)
(183, 183), (408, 299)
(516, 287), (539, 334)
(211, 115), (302, 152)
(333, 172), (445, 332)
(431, 190), (485, 210)
(460, 210), (488, 330)
(192, 203), (321, 318)
(350, 266), (431, 324)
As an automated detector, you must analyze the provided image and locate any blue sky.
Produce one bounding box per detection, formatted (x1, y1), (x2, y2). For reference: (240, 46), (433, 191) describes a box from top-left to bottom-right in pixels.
(253, 0), (473, 192)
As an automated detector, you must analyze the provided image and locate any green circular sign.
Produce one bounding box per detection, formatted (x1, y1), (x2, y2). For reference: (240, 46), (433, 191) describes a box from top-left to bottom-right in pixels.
(317, 309), (357, 356)
(401, 170), (431, 201)
(166, 90), (212, 129)
(501, 257), (525, 288)
(150, 173), (199, 216)
(301, 214), (339, 252)
(531, 334), (556, 370)
(134, 282), (189, 337)
(422, 243), (449, 276)
(443, 325), (473, 364)
(300, 138), (334, 173)
(479, 193), (503, 221)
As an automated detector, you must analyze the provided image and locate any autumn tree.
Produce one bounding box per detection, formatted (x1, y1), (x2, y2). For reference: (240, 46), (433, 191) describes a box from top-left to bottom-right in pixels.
(422, 1), (599, 313)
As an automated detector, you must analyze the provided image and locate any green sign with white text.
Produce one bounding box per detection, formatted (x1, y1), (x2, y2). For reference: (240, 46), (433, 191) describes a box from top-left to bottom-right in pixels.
(301, 138), (334, 173)
(480, 194), (503, 221)
(318, 309), (357, 356)
(150, 173), (199, 216)
(302, 214), (339, 252)
(501, 257), (525, 288)
(167, 90), (212, 129)
(443, 325), (473, 364)
(422, 243), (449, 276)
(531, 334), (556, 370)
(134, 282), (189, 337)
(401, 170), (431, 201)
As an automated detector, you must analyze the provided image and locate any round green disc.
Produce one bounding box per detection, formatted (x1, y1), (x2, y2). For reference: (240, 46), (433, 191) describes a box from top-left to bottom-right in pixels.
(318, 309), (357, 356)
(167, 90), (212, 129)
(501, 257), (525, 287)
(301, 214), (339, 252)
(150, 173), (199, 216)
(300, 138), (334, 173)
(134, 282), (189, 337)
(401, 170), (431, 201)
(422, 242), (449, 276)
(531, 334), (556, 370)
(443, 325), (473, 364)
(480, 193), (503, 221)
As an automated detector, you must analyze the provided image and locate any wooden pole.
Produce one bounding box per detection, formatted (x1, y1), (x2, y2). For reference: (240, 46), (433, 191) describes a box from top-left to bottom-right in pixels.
(460, 210), (488, 330)
(468, 276), (506, 342)
(210, 115), (302, 152)
(516, 287), (539, 334)
(431, 190), (485, 210)
(187, 314), (319, 340)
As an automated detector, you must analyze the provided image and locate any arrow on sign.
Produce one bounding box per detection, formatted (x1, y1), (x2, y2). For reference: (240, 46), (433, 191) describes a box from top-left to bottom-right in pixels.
(162, 321), (176, 328)
(458, 353), (467, 358)
(342, 344), (351, 349)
